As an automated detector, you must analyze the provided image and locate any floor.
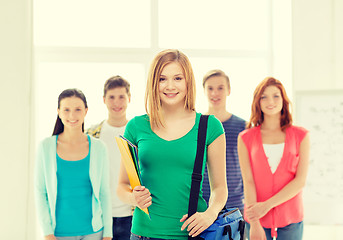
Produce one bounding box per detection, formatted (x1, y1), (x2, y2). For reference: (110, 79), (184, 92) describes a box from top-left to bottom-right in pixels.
(303, 225), (343, 240)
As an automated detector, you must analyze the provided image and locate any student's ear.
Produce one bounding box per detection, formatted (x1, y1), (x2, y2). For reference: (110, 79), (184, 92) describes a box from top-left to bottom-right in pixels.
(85, 108), (88, 115)
(227, 87), (231, 96)
(128, 95), (131, 103)
(103, 96), (106, 104)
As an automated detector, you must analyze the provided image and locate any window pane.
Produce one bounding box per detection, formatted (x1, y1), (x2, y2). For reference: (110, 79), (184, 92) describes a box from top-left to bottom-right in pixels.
(190, 57), (269, 120)
(159, 0), (269, 50)
(35, 62), (146, 142)
(34, 0), (151, 47)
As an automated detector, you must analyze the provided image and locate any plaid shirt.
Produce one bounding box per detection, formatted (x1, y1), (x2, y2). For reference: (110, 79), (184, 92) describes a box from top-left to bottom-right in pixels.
(86, 121), (104, 138)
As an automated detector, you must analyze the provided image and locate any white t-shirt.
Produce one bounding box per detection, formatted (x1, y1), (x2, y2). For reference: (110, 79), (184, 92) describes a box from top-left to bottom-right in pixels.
(263, 143), (285, 174)
(100, 120), (132, 217)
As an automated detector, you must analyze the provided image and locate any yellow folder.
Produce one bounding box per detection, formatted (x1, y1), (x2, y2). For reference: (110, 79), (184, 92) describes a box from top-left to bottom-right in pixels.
(115, 136), (149, 216)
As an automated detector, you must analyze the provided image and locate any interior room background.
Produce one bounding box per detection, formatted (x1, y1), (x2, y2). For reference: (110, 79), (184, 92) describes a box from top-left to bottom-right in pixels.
(1, 0), (342, 239)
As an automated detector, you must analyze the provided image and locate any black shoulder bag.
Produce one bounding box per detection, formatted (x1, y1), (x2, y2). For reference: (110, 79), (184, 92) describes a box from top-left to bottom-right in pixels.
(188, 115), (245, 240)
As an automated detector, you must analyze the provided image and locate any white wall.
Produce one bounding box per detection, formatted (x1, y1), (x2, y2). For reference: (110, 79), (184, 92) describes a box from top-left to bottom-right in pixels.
(0, 0), (34, 239)
(292, 1), (343, 234)
(292, 0), (343, 91)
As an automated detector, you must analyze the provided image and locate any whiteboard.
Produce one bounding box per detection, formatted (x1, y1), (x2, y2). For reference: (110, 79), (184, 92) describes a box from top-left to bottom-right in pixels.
(295, 90), (343, 225)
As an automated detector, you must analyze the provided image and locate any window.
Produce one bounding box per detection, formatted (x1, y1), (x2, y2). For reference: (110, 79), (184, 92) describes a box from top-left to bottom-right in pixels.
(34, 0), (151, 47)
(34, 0), (289, 139)
(159, 0), (269, 51)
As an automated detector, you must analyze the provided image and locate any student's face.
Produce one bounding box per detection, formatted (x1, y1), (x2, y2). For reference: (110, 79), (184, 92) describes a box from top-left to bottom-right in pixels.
(158, 62), (187, 108)
(103, 87), (130, 118)
(58, 96), (88, 130)
(204, 76), (230, 108)
(260, 85), (283, 116)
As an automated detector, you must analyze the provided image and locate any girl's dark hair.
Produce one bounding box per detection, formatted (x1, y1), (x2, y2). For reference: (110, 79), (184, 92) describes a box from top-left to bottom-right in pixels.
(52, 88), (88, 136)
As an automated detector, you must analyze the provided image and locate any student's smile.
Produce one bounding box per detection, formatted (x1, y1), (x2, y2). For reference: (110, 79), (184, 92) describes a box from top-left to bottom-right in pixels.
(112, 107), (123, 112)
(164, 92), (179, 98)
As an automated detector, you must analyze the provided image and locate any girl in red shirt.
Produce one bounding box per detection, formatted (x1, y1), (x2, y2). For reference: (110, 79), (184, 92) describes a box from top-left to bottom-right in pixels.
(238, 77), (310, 240)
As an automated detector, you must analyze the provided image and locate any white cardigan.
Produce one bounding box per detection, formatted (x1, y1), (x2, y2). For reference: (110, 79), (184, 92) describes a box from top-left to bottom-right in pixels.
(34, 135), (112, 237)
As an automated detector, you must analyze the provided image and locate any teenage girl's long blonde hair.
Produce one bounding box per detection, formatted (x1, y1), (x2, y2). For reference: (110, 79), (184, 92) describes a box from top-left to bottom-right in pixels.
(145, 49), (196, 128)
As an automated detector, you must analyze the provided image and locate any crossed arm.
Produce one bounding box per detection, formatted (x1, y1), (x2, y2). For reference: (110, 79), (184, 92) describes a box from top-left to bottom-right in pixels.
(237, 133), (310, 240)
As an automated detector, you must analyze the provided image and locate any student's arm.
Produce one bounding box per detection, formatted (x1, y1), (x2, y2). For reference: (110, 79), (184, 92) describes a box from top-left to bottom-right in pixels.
(34, 142), (55, 237)
(238, 135), (267, 240)
(180, 133), (228, 237)
(117, 118), (151, 210)
(237, 135), (257, 207)
(116, 160), (152, 210)
(246, 133), (310, 221)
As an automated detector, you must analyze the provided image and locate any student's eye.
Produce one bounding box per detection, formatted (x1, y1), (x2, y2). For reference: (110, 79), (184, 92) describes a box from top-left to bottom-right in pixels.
(261, 96), (266, 100)
(159, 77), (166, 82)
(120, 95), (125, 99)
(76, 108), (81, 111)
(208, 87), (213, 91)
(175, 77), (183, 81)
(64, 109), (69, 112)
(219, 87), (224, 90)
(274, 95), (280, 98)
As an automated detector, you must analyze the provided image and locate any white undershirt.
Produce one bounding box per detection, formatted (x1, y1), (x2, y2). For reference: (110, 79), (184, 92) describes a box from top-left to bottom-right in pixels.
(100, 120), (132, 217)
(263, 143), (285, 174)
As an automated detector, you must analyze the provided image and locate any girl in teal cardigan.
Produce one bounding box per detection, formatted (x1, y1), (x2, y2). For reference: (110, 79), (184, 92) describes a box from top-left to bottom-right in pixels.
(34, 89), (112, 240)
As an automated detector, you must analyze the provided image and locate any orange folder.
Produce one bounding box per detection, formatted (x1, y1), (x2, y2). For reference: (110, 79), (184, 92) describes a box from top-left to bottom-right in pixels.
(115, 136), (149, 216)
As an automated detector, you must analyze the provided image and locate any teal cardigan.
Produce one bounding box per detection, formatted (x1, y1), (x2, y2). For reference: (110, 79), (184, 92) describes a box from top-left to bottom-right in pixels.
(34, 135), (112, 237)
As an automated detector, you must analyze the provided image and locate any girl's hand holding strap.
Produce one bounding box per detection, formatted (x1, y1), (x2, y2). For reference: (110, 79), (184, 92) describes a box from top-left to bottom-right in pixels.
(180, 210), (217, 237)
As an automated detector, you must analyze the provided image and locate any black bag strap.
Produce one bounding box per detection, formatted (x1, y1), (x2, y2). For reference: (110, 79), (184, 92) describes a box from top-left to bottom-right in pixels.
(188, 114), (209, 240)
(239, 220), (245, 240)
(223, 225), (233, 240)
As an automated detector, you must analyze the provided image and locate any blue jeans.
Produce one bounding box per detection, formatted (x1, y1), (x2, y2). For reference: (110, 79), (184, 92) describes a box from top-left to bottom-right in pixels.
(245, 221), (303, 240)
(130, 233), (176, 240)
(113, 216), (133, 240)
(55, 230), (103, 240)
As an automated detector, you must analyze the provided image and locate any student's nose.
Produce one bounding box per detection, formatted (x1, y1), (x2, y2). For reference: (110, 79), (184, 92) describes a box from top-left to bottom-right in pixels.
(267, 97), (274, 104)
(71, 111), (77, 118)
(166, 79), (175, 89)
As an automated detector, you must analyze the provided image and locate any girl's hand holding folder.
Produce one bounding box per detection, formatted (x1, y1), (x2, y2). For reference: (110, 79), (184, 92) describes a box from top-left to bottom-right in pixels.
(132, 185), (152, 210)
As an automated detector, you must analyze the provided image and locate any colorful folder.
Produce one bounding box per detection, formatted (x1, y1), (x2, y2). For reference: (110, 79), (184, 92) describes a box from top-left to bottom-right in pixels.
(115, 136), (149, 216)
